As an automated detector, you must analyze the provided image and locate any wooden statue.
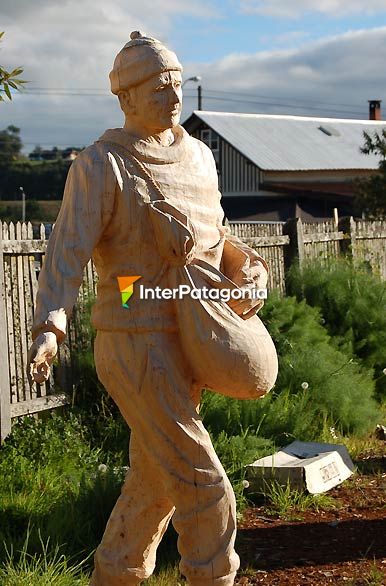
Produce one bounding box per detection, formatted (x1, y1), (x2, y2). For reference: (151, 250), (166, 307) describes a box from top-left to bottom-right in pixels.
(27, 31), (278, 585)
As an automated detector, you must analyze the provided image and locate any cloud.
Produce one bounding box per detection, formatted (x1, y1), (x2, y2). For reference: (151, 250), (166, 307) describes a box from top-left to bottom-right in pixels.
(259, 30), (310, 47)
(240, 0), (386, 18)
(1, 2), (385, 153)
(1, 92), (121, 151)
(0, 0), (217, 150)
(0, 0), (217, 87)
(183, 27), (386, 119)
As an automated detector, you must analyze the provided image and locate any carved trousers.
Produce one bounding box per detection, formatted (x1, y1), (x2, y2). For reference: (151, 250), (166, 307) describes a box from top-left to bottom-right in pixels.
(89, 329), (240, 586)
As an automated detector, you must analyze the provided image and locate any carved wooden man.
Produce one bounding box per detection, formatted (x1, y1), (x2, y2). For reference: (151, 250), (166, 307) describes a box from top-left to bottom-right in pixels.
(27, 32), (277, 586)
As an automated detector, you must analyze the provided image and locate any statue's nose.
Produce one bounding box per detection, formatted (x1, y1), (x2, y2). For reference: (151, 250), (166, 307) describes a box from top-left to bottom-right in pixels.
(169, 85), (181, 104)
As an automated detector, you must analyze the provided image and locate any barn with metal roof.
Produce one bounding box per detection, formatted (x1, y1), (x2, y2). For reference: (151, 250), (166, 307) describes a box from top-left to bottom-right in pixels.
(183, 111), (386, 221)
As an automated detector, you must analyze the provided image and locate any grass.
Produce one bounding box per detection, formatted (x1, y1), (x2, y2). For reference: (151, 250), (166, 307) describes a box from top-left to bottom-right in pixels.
(260, 480), (339, 519)
(146, 567), (185, 584)
(0, 414), (125, 566)
(0, 528), (184, 585)
(0, 537), (185, 586)
(0, 412), (384, 583)
(0, 533), (90, 586)
(362, 565), (385, 586)
(337, 436), (385, 460)
(347, 561), (386, 586)
(0, 559), (186, 586)
(0, 413), (187, 583)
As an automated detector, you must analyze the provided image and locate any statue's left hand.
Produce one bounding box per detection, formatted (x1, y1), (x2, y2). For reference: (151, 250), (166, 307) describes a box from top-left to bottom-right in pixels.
(227, 287), (264, 320)
(27, 332), (58, 385)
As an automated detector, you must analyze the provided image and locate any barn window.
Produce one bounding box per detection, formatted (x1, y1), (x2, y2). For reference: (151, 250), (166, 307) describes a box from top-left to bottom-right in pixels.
(200, 128), (219, 152)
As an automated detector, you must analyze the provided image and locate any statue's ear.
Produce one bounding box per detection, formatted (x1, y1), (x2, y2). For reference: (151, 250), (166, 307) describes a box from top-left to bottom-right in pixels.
(118, 89), (136, 116)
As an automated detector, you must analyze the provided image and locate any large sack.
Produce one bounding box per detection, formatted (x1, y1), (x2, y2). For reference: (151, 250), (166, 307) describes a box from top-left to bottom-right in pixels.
(148, 199), (278, 399)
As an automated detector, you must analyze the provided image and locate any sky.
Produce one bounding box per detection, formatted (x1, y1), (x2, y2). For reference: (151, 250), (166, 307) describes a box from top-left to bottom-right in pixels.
(1, 0), (386, 153)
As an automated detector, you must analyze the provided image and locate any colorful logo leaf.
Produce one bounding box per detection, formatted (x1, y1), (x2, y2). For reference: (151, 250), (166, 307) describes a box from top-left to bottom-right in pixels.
(117, 276), (141, 308)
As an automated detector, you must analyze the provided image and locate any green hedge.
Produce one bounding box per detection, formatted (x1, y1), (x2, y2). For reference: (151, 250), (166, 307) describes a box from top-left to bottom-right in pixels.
(0, 160), (70, 200)
(288, 257), (386, 400)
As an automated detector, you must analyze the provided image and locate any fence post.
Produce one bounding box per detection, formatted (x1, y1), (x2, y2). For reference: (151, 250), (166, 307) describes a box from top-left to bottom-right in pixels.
(283, 217), (305, 295)
(0, 230), (11, 442)
(283, 217), (304, 265)
(338, 216), (356, 258)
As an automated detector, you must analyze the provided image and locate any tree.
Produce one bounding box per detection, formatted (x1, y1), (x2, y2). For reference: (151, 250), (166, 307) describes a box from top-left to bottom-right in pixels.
(355, 129), (386, 219)
(0, 32), (25, 101)
(30, 145), (43, 160)
(0, 125), (22, 163)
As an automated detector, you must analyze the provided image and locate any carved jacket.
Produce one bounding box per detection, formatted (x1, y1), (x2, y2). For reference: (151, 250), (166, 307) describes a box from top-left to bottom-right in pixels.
(32, 125), (268, 342)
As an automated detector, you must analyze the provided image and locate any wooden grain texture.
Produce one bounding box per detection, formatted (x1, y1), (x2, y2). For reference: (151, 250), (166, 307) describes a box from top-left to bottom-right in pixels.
(2, 240), (47, 253)
(21, 222), (32, 401)
(230, 222), (288, 294)
(28, 222), (39, 400)
(302, 219), (342, 263)
(16, 222), (28, 401)
(354, 219), (386, 280)
(38, 225), (50, 398)
(0, 230), (11, 441)
(8, 222), (23, 404)
(0, 222), (61, 437)
(10, 393), (69, 417)
(2, 223), (17, 405)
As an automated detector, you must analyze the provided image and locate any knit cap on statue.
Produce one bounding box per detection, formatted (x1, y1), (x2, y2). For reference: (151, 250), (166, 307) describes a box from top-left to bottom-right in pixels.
(109, 31), (183, 94)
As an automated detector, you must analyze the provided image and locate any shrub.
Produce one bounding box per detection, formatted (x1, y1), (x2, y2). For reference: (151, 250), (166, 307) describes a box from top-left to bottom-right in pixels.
(203, 292), (378, 444)
(0, 159), (70, 200)
(262, 292), (378, 438)
(288, 257), (386, 399)
(210, 430), (275, 510)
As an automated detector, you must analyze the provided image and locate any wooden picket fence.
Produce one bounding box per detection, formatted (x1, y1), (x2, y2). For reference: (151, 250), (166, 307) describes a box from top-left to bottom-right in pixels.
(230, 221), (288, 295)
(1, 216), (386, 441)
(0, 221), (97, 441)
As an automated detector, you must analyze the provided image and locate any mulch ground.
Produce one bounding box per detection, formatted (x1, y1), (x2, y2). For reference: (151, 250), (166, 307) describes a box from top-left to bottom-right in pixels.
(235, 451), (386, 585)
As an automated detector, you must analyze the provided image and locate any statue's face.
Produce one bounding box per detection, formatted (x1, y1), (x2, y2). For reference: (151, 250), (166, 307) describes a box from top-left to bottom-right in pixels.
(129, 70), (182, 133)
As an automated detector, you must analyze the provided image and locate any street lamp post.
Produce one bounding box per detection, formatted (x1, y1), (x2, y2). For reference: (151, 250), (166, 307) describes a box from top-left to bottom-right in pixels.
(19, 186), (26, 222)
(182, 76), (202, 110)
(197, 85), (202, 111)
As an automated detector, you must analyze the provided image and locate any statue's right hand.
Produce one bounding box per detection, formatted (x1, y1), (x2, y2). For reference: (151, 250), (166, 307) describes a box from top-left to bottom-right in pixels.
(27, 332), (58, 385)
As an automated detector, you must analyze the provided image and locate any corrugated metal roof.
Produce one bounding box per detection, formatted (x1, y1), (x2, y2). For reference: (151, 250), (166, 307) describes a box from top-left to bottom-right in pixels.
(191, 111), (386, 172)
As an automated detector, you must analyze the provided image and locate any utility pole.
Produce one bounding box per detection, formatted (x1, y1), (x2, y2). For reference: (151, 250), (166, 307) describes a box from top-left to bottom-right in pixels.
(198, 85), (202, 111)
(182, 76), (202, 111)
